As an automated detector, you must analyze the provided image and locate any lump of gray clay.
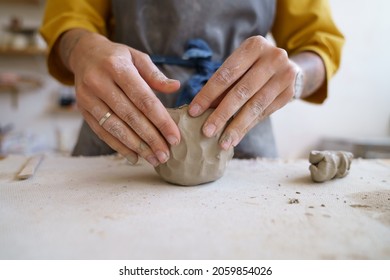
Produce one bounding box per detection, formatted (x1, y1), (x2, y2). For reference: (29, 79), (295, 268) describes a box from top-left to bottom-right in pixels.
(155, 105), (234, 186)
(309, 150), (353, 183)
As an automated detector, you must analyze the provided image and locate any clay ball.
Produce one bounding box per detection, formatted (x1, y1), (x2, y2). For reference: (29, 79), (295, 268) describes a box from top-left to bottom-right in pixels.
(155, 105), (234, 186)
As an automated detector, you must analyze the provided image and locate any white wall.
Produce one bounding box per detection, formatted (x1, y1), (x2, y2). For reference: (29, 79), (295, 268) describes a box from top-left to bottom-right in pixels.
(273, 0), (390, 158)
(1, 0), (389, 157)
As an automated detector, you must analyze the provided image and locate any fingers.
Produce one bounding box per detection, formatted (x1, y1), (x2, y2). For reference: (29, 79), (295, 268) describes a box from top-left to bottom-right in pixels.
(81, 93), (165, 166)
(68, 33), (181, 166)
(81, 109), (139, 164)
(102, 82), (172, 158)
(220, 85), (294, 150)
(189, 36), (267, 117)
(201, 55), (277, 138)
(131, 48), (181, 93)
(106, 50), (181, 148)
(75, 45), (182, 166)
(185, 35), (298, 151)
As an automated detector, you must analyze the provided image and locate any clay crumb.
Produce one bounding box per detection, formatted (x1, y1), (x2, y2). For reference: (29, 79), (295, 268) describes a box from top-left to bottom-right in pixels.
(288, 198), (299, 204)
(350, 204), (371, 208)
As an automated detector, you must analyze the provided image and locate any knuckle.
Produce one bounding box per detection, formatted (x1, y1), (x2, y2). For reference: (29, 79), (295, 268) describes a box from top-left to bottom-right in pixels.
(138, 96), (157, 113)
(196, 92), (214, 106)
(248, 35), (265, 45)
(104, 55), (120, 69)
(121, 113), (159, 148)
(131, 49), (150, 66)
(243, 35), (266, 53)
(214, 66), (234, 85)
(131, 50), (151, 65)
(249, 100), (265, 119)
(213, 110), (231, 125)
(143, 134), (159, 147)
(246, 35), (265, 47)
(135, 127), (159, 146)
(106, 55), (130, 75)
(122, 110), (139, 127)
(138, 52), (152, 64)
(107, 122), (125, 141)
(234, 83), (252, 101)
(81, 72), (100, 90)
(156, 118), (172, 133)
(273, 48), (288, 63)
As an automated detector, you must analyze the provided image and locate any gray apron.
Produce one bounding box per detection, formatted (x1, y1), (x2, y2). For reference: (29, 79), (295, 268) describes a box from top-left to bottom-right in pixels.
(73, 0), (278, 158)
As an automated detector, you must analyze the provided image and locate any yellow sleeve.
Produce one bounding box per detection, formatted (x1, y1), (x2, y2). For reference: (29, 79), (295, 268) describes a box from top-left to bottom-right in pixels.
(40, 0), (111, 85)
(271, 0), (345, 104)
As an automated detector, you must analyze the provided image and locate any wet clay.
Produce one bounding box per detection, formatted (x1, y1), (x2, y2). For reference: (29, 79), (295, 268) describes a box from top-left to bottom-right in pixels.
(309, 150), (353, 183)
(155, 105), (234, 186)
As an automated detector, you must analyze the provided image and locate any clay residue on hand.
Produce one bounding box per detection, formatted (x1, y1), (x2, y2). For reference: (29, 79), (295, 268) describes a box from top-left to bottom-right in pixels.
(155, 105), (234, 186)
(309, 150), (353, 183)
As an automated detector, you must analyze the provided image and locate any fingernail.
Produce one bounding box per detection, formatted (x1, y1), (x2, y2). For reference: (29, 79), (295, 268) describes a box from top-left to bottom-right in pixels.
(220, 134), (232, 150)
(146, 155), (160, 167)
(125, 154), (138, 165)
(156, 150), (169, 163)
(189, 103), (201, 117)
(203, 123), (216, 137)
(166, 79), (178, 84)
(167, 135), (179, 146)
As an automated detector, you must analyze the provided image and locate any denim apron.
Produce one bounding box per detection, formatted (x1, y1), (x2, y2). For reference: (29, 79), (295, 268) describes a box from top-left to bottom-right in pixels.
(73, 0), (278, 158)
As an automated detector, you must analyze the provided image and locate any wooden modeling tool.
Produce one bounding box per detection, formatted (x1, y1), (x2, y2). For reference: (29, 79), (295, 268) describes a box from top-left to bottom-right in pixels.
(17, 154), (44, 180)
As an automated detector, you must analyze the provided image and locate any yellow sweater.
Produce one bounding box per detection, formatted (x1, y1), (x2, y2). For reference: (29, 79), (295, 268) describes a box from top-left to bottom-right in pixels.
(40, 0), (344, 103)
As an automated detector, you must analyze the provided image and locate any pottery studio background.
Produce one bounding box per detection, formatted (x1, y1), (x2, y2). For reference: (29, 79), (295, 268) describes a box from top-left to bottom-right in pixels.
(1, 0), (389, 159)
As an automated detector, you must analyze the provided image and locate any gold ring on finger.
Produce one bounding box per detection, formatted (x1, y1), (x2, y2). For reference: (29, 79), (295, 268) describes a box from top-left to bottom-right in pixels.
(99, 112), (112, 126)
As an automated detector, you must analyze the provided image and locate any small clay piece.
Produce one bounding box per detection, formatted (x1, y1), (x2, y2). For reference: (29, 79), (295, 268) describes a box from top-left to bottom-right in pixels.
(155, 105), (234, 186)
(288, 198), (300, 204)
(309, 150), (353, 183)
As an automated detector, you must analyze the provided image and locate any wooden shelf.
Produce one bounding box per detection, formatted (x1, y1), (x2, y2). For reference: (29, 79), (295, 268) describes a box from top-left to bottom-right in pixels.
(0, 0), (42, 4)
(0, 46), (46, 56)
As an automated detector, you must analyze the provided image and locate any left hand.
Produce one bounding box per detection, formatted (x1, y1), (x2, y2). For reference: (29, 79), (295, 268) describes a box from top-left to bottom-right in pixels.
(188, 35), (300, 150)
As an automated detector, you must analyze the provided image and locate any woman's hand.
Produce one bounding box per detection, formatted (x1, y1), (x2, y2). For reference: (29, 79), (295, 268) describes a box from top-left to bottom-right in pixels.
(58, 29), (181, 166)
(188, 35), (324, 150)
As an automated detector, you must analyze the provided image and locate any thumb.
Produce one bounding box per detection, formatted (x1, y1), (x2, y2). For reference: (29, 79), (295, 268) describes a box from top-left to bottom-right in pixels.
(130, 48), (181, 94)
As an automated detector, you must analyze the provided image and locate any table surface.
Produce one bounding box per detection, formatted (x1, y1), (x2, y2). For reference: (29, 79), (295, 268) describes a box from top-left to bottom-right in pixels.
(0, 155), (389, 260)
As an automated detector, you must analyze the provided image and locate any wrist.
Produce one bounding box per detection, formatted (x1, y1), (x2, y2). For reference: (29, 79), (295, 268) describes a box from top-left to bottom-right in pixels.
(58, 29), (95, 73)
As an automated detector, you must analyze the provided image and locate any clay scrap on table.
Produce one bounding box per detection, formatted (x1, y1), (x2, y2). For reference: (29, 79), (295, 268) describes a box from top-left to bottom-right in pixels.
(309, 150), (354, 183)
(155, 105), (234, 186)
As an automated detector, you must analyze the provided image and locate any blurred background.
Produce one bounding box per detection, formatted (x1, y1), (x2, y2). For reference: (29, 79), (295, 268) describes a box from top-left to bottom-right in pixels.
(0, 0), (389, 158)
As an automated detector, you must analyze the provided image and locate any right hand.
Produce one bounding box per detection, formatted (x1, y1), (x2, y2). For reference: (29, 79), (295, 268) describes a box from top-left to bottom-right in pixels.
(61, 29), (181, 166)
